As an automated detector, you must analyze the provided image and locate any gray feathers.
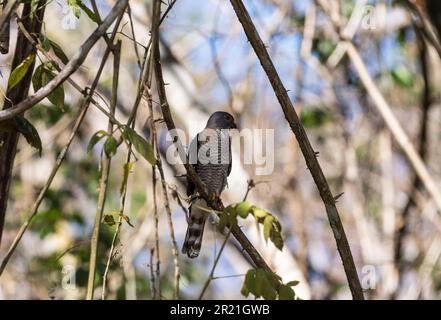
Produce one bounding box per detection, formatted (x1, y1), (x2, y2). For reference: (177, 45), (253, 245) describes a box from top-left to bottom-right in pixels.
(182, 112), (236, 259)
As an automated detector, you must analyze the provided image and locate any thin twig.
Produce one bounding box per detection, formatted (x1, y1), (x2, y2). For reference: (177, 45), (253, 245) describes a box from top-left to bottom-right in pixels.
(149, 248), (157, 299)
(198, 226), (233, 299)
(0, 40), (114, 277)
(151, 0), (180, 300)
(152, 0), (276, 280)
(86, 38), (122, 300)
(101, 40), (124, 300)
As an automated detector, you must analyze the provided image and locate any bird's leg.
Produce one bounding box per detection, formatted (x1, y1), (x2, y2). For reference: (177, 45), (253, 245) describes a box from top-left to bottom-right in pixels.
(210, 192), (224, 211)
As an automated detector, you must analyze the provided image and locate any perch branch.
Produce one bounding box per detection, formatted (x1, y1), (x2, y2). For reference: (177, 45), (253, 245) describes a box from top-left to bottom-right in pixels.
(229, 0), (364, 300)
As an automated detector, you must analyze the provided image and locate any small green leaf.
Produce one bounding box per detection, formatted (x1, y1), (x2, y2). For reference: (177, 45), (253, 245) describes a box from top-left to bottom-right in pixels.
(391, 65), (414, 88)
(68, 0), (81, 18)
(236, 201), (252, 218)
(256, 269), (277, 300)
(40, 35), (51, 52)
(122, 126), (157, 165)
(278, 285), (295, 300)
(77, 1), (99, 23)
(121, 161), (135, 194)
(14, 116), (42, 156)
(270, 229), (284, 251)
(48, 40), (69, 64)
(8, 54), (35, 90)
(244, 269), (257, 297)
(300, 108), (332, 129)
(104, 136), (117, 157)
(32, 63), (65, 111)
(32, 64), (43, 91)
(263, 215), (274, 242)
(240, 283), (250, 297)
(286, 280), (300, 287)
(252, 206), (268, 219)
(87, 130), (108, 153)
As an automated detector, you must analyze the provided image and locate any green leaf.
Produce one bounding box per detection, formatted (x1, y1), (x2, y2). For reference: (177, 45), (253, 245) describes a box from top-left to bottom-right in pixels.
(391, 65), (414, 88)
(8, 54), (35, 90)
(87, 130), (108, 153)
(278, 285), (295, 300)
(104, 136), (117, 157)
(48, 40), (69, 64)
(236, 201), (252, 218)
(270, 229), (284, 251)
(14, 116), (42, 156)
(122, 126), (157, 165)
(121, 161), (135, 194)
(286, 280), (300, 287)
(263, 215), (274, 242)
(68, 0), (81, 19)
(32, 63), (65, 111)
(256, 269), (277, 300)
(244, 269), (257, 297)
(40, 35), (51, 52)
(251, 206), (268, 219)
(240, 283), (250, 297)
(77, 1), (99, 23)
(300, 108), (332, 129)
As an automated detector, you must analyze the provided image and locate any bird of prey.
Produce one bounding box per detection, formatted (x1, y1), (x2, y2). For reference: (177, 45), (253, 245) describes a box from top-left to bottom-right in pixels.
(182, 111), (237, 258)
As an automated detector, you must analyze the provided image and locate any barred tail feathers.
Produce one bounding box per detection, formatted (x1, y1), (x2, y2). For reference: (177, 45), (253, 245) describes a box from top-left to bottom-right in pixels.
(182, 199), (209, 258)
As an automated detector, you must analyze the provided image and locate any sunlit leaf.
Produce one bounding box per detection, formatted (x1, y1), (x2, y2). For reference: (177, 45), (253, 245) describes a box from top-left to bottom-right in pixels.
(263, 215), (274, 242)
(122, 126), (157, 165)
(8, 54), (35, 90)
(87, 130), (108, 153)
(391, 65), (414, 88)
(236, 201), (251, 218)
(286, 280), (300, 287)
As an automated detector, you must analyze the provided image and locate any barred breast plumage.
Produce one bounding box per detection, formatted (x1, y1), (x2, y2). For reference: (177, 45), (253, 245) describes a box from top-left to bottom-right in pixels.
(182, 112), (236, 259)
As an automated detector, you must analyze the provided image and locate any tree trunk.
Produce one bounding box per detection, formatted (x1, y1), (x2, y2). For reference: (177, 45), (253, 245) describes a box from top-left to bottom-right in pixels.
(0, 1), (47, 245)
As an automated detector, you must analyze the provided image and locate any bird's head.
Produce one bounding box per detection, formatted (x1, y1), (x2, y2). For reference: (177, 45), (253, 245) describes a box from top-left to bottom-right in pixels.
(205, 111), (237, 130)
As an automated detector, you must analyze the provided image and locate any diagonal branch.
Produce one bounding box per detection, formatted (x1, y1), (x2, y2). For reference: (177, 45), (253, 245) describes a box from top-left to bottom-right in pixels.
(151, 0), (274, 278)
(229, 0), (364, 300)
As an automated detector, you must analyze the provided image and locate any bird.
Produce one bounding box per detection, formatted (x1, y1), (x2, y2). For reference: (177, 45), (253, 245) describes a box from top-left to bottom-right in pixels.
(182, 111), (237, 258)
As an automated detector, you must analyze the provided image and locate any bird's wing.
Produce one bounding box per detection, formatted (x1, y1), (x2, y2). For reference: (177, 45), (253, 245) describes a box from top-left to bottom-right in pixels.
(186, 133), (199, 196)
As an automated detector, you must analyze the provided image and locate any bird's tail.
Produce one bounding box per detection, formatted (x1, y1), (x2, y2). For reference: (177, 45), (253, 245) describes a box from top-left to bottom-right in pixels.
(182, 199), (208, 258)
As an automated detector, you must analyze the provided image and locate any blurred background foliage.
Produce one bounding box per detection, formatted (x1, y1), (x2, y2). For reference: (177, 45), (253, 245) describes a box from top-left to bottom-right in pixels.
(1, 0), (441, 299)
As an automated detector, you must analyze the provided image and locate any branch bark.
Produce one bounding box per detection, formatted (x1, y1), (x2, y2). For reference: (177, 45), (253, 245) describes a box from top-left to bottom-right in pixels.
(229, 0), (364, 300)
(151, 0), (275, 279)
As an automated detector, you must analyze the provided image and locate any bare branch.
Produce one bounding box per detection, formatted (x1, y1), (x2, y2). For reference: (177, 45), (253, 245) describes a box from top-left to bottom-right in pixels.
(229, 0), (364, 300)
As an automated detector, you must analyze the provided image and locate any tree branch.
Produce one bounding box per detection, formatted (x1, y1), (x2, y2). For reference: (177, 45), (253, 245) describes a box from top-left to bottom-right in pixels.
(151, 0), (275, 279)
(229, 0), (364, 300)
